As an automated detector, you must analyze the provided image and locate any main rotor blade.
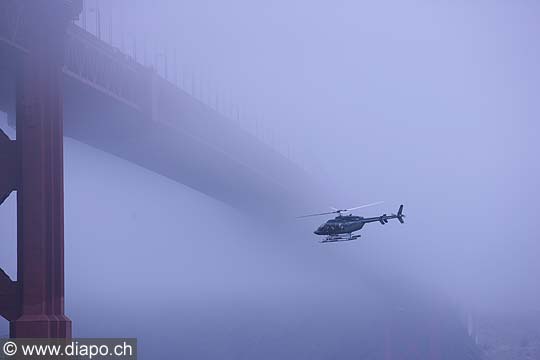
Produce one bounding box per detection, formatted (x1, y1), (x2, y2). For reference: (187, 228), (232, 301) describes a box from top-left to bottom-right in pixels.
(297, 201), (384, 219)
(296, 210), (338, 219)
(345, 201), (384, 212)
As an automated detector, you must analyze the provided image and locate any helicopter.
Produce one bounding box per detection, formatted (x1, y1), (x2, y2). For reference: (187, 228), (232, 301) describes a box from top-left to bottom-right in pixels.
(297, 202), (405, 243)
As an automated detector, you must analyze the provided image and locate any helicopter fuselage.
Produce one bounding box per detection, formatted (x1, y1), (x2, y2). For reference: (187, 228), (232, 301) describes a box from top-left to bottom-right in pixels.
(313, 205), (405, 239)
(301, 204), (404, 243)
(314, 215), (369, 235)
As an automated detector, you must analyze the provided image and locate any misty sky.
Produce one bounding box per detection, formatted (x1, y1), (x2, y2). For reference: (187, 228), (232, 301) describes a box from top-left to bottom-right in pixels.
(87, 0), (540, 310)
(0, 0), (539, 357)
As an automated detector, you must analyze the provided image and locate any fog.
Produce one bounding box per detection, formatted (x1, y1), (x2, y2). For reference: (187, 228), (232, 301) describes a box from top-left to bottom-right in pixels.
(100, 0), (540, 313)
(1, 0), (539, 358)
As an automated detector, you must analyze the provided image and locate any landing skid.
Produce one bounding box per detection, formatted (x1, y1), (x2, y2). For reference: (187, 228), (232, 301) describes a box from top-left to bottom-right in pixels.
(320, 234), (361, 243)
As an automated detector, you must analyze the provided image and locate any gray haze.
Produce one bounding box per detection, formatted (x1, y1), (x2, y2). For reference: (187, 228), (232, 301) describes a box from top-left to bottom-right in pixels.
(1, 0), (539, 358)
(98, 0), (540, 312)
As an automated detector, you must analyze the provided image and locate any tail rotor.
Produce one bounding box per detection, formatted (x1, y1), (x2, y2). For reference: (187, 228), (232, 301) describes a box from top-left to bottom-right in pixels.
(397, 205), (405, 224)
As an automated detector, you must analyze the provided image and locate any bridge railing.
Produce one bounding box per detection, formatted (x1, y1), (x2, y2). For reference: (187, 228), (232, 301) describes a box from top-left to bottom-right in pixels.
(64, 24), (146, 111)
(63, 20), (308, 195)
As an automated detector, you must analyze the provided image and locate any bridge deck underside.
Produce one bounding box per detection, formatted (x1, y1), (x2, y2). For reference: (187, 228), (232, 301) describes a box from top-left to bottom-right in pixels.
(0, 36), (311, 216)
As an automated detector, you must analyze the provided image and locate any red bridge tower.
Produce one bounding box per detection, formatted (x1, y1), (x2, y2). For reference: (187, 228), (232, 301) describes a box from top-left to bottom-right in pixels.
(0, 0), (82, 338)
